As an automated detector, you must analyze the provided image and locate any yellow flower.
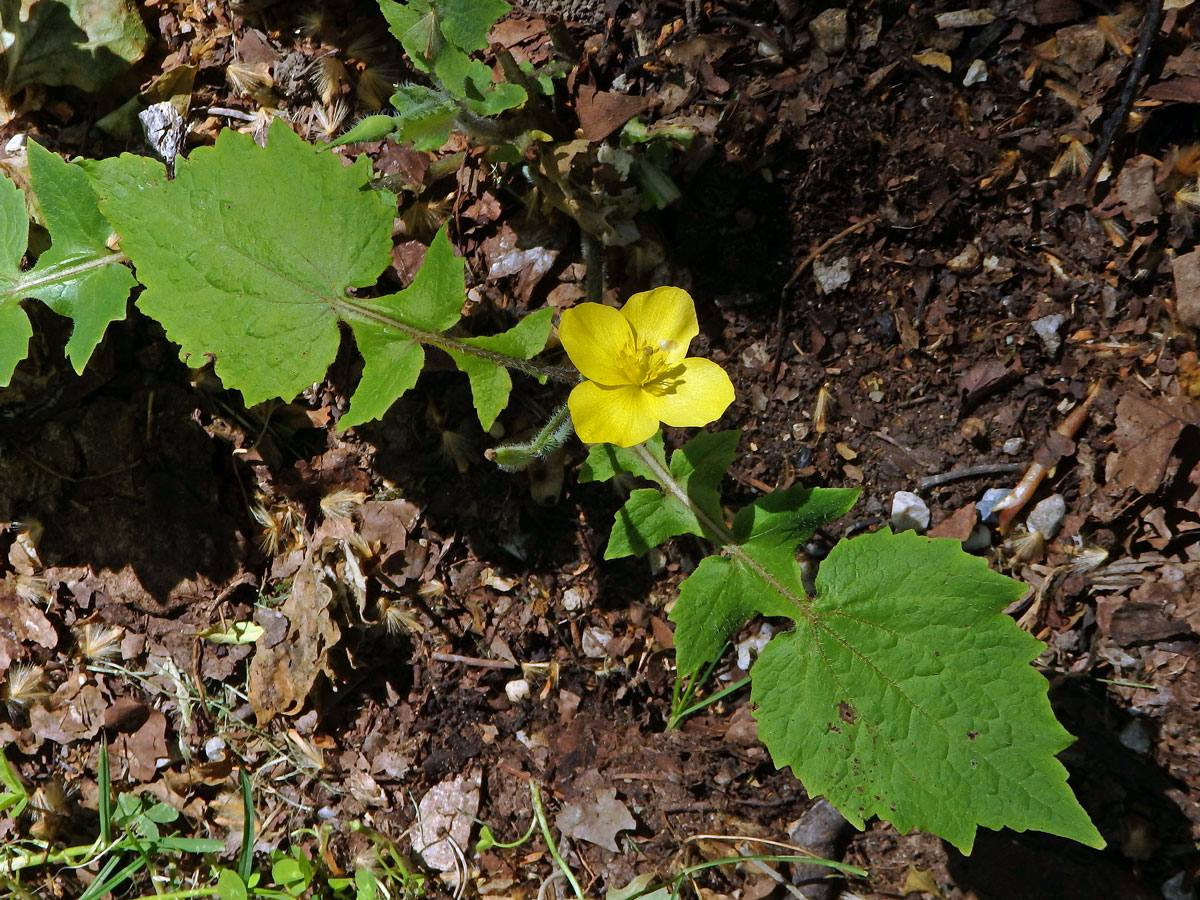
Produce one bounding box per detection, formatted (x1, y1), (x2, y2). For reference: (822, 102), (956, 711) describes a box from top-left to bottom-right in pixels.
(559, 286), (735, 447)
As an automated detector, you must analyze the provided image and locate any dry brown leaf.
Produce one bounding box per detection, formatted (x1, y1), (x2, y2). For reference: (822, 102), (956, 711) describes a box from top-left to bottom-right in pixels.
(555, 785), (637, 851)
(575, 84), (651, 142)
(247, 531), (342, 725)
(1105, 393), (1200, 494)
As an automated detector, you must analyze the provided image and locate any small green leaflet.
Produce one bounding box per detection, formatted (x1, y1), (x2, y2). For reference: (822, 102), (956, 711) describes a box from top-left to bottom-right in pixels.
(750, 528), (1104, 853)
(378, 0), (511, 66)
(341, 225), (465, 428)
(670, 483), (858, 677)
(446, 307), (554, 429)
(579, 432), (666, 484)
(0, 141), (135, 385)
(602, 430), (741, 558)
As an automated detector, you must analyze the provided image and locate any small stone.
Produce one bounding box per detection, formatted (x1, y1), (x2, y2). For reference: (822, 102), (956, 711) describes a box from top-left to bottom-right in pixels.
(963, 523), (992, 553)
(868, 390), (884, 402)
(812, 256), (851, 294)
(505, 679), (531, 703)
(809, 8), (848, 54)
(936, 8), (996, 28)
(204, 737), (227, 760)
(947, 243), (981, 273)
(977, 488), (1012, 523)
(1118, 719), (1151, 755)
(5, 133), (26, 153)
(1002, 437), (1024, 455)
(1032, 314), (1065, 356)
(962, 58), (988, 86)
(1162, 872), (1191, 900)
(1026, 494), (1066, 539)
(561, 586), (587, 612)
(581, 627), (612, 658)
(890, 491), (930, 532)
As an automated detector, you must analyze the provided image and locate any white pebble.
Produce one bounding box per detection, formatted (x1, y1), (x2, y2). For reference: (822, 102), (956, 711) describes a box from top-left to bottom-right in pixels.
(890, 491), (930, 532)
(1026, 494), (1066, 539)
(977, 487), (1012, 523)
(962, 58), (988, 86)
(505, 679), (531, 703)
(812, 256), (851, 294)
(1032, 314), (1065, 356)
(561, 586), (587, 611)
(1002, 437), (1024, 455)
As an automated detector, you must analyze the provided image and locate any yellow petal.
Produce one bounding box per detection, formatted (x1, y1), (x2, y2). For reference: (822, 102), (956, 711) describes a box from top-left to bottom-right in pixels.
(653, 357), (735, 428)
(621, 286), (698, 364)
(568, 380), (661, 447)
(559, 302), (634, 385)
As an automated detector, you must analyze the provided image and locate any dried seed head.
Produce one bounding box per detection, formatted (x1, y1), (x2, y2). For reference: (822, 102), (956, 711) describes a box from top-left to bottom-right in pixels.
(1169, 144), (1200, 178)
(1003, 527), (1045, 564)
(1173, 181), (1200, 213)
(15, 573), (51, 605)
(297, 9), (334, 39)
(1049, 138), (1091, 179)
(312, 57), (347, 106)
(2, 664), (49, 711)
(313, 99), (349, 140)
(227, 61), (274, 97)
(252, 497), (305, 556)
(321, 489), (366, 522)
(378, 596), (424, 635)
(78, 623), (125, 662)
(417, 578), (445, 601)
(439, 429), (473, 474)
(355, 65), (396, 110)
(398, 195), (452, 237)
(1098, 216), (1128, 249)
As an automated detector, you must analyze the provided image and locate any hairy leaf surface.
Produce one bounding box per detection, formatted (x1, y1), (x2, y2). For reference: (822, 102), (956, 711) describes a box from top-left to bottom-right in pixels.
(751, 528), (1104, 853)
(97, 121), (396, 407)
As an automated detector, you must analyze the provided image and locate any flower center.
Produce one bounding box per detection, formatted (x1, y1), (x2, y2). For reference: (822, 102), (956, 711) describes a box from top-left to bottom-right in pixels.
(619, 340), (680, 392)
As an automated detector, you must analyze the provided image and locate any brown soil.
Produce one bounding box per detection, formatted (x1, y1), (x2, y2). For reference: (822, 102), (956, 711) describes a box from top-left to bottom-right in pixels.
(3, 1), (1200, 899)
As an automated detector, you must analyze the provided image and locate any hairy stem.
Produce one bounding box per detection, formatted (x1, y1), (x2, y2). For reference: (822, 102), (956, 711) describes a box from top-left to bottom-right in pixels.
(630, 443), (812, 616)
(334, 297), (577, 384)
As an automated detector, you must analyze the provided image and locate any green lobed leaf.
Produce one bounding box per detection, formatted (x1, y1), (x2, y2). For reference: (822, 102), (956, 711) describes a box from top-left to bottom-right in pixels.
(0, 174), (32, 385)
(26, 140), (135, 373)
(389, 84), (459, 150)
(96, 120), (395, 407)
(435, 0), (511, 52)
(342, 224), (465, 428)
(579, 432), (666, 484)
(605, 488), (697, 560)
(378, 0), (439, 71)
(672, 430), (740, 527)
(447, 306), (554, 429)
(470, 85), (528, 117)
(750, 528), (1104, 853)
(603, 430), (740, 558)
(669, 485), (858, 679)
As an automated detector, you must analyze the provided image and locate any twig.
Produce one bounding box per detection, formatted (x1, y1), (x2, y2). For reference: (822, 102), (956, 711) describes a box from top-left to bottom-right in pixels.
(995, 382), (1101, 535)
(431, 652), (517, 669)
(770, 213), (882, 385)
(916, 463), (1024, 493)
(1082, 0), (1165, 189)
